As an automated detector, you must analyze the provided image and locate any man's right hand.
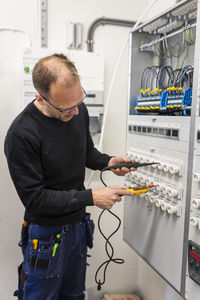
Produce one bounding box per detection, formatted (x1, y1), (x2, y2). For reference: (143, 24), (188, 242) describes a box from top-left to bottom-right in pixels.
(92, 186), (133, 210)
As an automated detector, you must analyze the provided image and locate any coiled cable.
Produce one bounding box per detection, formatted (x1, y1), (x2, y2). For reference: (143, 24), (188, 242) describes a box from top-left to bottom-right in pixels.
(95, 169), (124, 291)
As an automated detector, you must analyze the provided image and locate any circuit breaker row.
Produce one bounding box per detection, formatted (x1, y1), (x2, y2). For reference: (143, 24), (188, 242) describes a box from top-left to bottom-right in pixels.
(126, 150), (184, 176)
(125, 150), (184, 217)
(125, 172), (182, 216)
(125, 171), (182, 199)
(189, 168), (200, 231)
(190, 180), (200, 232)
(125, 150), (200, 228)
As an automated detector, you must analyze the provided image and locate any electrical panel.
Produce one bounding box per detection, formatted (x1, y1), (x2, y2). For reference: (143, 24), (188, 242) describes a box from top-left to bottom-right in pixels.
(22, 48), (104, 134)
(123, 0), (200, 299)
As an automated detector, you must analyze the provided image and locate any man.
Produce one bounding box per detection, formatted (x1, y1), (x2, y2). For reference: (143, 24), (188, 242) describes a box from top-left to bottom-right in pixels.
(4, 53), (135, 300)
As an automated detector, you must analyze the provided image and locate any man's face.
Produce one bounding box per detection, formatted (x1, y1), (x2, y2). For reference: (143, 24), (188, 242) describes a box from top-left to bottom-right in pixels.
(41, 80), (84, 122)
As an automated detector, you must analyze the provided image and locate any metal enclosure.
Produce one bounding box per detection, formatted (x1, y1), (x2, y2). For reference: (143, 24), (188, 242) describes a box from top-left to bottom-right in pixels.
(123, 1), (200, 298)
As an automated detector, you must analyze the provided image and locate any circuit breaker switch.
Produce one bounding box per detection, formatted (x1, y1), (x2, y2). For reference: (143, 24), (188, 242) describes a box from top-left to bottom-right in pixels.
(145, 178), (155, 186)
(167, 187), (179, 198)
(156, 183), (162, 192)
(145, 158), (155, 164)
(193, 172), (200, 183)
(190, 217), (200, 228)
(139, 156), (145, 163)
(152, 162), (158, 169)
(132, 173), (139, 182)
(155, 198), (163, 208)
(161, 202), (168, 211)
(129, 154), (134, 159)
(145, 178), (151, 185)
(163, 163), (170, 173)
(145, 193), (151, 201)
(149, 195), (158, 204)
(167, 205), (178, 214)
(169, 165), (180, 175)
(145, 157), (154, 164)
(161, 186), (167, 195)
(134, 155), (140, 162)
(192, 198), (200, 209)
(158, 163), (163, 170)
(139, 175), (146, 184)
(150, 179), (155, 186)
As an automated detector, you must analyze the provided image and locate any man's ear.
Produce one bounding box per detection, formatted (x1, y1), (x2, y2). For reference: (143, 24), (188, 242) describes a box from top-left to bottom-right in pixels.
(35, 93), (44, 105)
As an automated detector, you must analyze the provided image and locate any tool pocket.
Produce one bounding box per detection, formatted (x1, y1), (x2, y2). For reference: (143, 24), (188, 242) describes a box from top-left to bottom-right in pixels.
(18, 221), (29, 256)
(13, 263), (25, 299)
(84, 213), (95, 249)
(23, 232), (64, 279)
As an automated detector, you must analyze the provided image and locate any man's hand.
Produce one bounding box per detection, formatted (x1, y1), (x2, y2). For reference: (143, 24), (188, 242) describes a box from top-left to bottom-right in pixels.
(108, 156), (137, 176)
(92, 186), (133, 210)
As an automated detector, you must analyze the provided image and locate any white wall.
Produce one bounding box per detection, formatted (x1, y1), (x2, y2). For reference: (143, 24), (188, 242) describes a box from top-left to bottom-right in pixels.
(0, 1), (36, 299)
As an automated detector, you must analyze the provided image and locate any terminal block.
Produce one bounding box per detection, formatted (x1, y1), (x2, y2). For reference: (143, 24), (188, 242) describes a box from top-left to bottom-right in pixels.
(136, 87), (192, 116)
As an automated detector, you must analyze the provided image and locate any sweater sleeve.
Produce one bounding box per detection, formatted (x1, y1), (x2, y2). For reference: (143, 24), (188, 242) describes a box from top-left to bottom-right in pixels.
(4, 131), (94, 217)
(84, 105), (112, 170)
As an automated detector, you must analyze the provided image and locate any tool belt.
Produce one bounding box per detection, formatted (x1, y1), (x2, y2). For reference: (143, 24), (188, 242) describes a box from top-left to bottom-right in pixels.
(13, 263), (25, 299)
(18, 220), (29, 248)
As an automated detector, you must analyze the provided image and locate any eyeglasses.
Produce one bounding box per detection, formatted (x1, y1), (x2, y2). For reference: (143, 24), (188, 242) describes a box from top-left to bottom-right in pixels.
(40, 87), (87, 113)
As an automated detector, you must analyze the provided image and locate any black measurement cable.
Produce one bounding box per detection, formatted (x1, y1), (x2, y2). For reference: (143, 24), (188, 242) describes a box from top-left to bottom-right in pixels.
(95, 170), (124, 291)
(95, 161), (158, 290)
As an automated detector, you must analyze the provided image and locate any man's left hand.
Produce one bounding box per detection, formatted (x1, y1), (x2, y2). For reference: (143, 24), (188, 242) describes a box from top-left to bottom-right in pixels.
(108, 156), (137, 176)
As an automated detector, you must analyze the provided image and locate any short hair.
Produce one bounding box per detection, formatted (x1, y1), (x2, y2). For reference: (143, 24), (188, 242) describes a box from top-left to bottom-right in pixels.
(32, 53), (79, 98)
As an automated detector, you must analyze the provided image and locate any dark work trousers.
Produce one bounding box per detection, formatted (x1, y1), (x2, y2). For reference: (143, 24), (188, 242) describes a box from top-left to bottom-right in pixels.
(19, 214), (94, 300)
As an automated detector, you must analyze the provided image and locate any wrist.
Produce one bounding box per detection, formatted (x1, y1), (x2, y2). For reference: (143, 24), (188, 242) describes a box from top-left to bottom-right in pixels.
(108, 156), (115, 167)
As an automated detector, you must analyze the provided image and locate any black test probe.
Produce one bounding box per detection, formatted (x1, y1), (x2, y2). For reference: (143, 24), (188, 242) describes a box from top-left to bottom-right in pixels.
(103, 161), (158, 171)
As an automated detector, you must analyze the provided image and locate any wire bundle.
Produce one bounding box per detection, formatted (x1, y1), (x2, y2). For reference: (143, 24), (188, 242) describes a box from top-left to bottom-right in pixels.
(141, 64), (193, 92)
(140, 27), (196, 68)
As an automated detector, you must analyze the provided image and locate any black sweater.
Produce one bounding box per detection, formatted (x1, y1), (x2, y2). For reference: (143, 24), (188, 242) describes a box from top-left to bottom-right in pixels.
(4, 101), (111, 226)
